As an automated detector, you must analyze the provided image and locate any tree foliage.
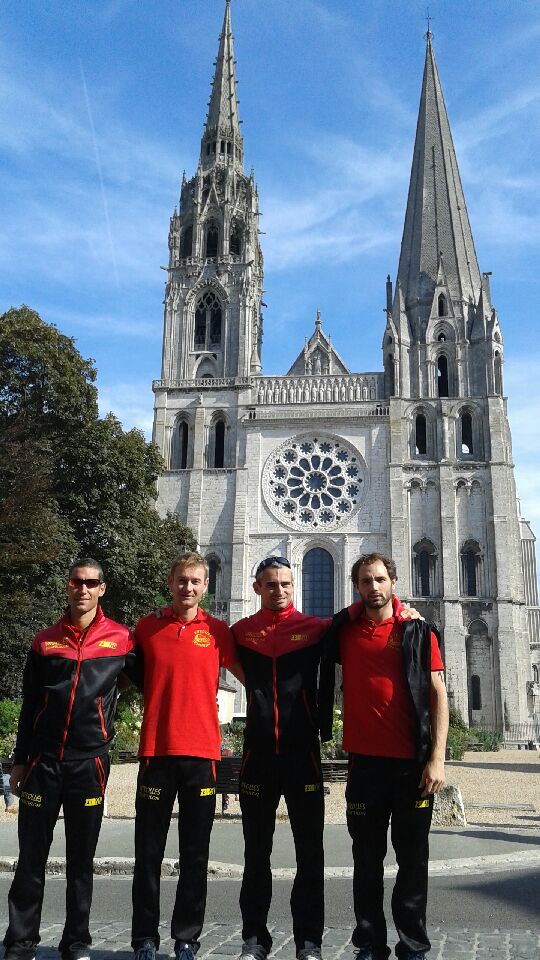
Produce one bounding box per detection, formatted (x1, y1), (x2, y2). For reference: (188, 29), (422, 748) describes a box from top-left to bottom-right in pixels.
(0, 306), (195, 698)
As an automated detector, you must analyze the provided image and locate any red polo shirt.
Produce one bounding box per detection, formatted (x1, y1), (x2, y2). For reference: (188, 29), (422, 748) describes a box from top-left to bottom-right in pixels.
(135, 606), (237, 760)
(340, 598), (444, 758)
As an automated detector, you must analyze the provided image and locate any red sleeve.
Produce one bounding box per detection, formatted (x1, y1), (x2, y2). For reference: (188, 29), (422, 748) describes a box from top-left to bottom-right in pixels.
(430, 631), (444, 671)
(216, 623), (238, 668)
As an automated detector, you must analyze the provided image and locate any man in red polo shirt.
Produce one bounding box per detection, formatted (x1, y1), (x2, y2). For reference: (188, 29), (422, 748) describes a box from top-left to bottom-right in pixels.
(320, 553), (448, 960)
(130, 552), (244, 960)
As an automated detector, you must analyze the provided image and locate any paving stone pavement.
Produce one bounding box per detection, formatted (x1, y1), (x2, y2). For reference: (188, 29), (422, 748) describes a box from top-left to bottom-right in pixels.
(3, 922), (539, 960)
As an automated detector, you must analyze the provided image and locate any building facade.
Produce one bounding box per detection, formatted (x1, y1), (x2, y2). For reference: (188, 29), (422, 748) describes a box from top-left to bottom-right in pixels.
(153, 2), (539, 727)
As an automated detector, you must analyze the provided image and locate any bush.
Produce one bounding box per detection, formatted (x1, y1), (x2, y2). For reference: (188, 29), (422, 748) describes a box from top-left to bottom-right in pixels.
(110, 688), (143, 762)
(474, 728), (503, 752)
(220, 721), (246, 757)
(0, 699), (21, 757)
(320, 706), (347, 759)
(446, 723), (470, 761)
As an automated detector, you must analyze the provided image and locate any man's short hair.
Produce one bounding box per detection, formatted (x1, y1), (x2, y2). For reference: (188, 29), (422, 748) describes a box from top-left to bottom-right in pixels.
(68, 557), (104, 582)
(351, 552), (397, 585)
(170, 552), (209, 579)
(254, 556), (291, 581)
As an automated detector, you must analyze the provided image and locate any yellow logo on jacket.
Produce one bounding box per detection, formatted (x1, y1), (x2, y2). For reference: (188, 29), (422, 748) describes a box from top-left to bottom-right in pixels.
(193, 630), (212, 648)
(98, 640), (117, 649)
(84, 796), (103, 807)
(386, 624), (402, 650)
(290, 634), (308, 644)
(44, 640), (69, 650)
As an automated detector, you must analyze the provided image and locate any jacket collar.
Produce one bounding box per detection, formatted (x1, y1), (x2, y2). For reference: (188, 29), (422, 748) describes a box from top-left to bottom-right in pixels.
(258, 603), (296, 624)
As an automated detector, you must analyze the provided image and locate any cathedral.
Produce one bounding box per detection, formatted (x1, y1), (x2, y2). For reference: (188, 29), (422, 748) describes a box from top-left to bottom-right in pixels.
(152, 1), (540, 729)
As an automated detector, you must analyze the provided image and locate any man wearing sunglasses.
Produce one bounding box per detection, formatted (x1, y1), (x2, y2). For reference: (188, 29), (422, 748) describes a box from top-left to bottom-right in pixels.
(3, 559), (134, 960)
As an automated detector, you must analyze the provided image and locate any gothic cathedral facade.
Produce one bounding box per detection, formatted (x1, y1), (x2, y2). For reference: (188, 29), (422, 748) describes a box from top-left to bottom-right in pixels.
(153, 2), (540, 727)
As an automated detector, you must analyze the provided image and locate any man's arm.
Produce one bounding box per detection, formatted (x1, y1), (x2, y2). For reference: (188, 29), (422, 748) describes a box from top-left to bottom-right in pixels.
(419, 669), (449, 796)
(10, 648), (43, 795)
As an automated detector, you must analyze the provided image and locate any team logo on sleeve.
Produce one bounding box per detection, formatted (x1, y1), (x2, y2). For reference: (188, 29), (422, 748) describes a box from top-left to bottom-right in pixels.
(193, 630), (212, 648)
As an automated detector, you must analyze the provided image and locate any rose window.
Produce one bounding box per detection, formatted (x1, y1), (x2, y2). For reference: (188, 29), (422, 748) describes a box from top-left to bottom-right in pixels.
(262, 434), (367, 531)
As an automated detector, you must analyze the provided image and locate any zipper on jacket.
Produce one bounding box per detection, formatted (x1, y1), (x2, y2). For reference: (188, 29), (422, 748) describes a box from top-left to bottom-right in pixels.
(58, 631), (86, 760)
(97, 696), (108, 740)
(33, 692), (48, 729)
(272, 656), (279, 753)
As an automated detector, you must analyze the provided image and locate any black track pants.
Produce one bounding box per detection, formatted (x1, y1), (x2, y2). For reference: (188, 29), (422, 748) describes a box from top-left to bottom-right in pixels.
(346, 755), (433, 960)
(4, 753), (109, 960)
(239, 748), (325, 954)
(131, 756), (217, 950)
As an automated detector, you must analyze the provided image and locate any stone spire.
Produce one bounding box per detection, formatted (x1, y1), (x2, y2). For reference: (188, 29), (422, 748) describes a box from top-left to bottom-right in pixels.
(201, 0), (244, 170)
(396, 31), (481, 321)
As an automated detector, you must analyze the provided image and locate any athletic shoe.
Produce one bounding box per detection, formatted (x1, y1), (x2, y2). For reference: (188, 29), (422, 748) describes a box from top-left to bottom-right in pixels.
(239, 938), (268, 960)
(353, 949), (375, 960)
(134, 940), (157, 960)
(297, 942), (322, 960)
(174, 944), (195, 960)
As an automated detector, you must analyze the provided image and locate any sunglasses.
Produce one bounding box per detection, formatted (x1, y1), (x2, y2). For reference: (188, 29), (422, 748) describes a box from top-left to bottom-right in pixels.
(68, 578), (102, 589)
(255, 556), (291, 576)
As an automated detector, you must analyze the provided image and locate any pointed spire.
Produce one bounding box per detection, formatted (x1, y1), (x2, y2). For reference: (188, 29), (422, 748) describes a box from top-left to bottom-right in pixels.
(396, 32), (481, 319)
(201, 0), (243, 168)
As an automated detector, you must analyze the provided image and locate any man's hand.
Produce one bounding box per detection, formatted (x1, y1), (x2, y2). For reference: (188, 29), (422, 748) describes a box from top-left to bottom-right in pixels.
(419, 756), (445, 796)
(401, 605), (424, 620)
(9, 764), (27, 798)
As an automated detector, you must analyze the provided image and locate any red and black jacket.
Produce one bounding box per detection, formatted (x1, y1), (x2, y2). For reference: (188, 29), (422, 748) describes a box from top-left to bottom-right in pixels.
(13, 607), (134, 764)
(232, 605), (329, 755)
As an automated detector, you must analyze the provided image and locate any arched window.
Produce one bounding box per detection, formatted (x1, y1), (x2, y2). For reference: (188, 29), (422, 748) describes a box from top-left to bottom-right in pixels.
(171, 419), (190, 470)
(438, 294), (447, 317)
(180, 225), (193, 258)
(533, 664), (539, 684)
(207, 556), (221, 597)
(494, 351), (503, 396)
(205, 222), (219, 258)
(437, 355), (449, 397)
(415, 413), (427, 455)
(230, 220), (242, 256)
(214, 419), (225, 468)
(460, 411), (473, 455)
(461, 541), (482, 597)
(412, 539), (437, 597)
(302, 548), (334, 618)
(194, 291), (222, 350)
(470, 674), (481, 710)
(385, 354), (395, 397)
(178, 421), (188, 469)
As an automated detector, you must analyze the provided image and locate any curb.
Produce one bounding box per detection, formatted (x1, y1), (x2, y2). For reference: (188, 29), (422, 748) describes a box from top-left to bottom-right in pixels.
(1, 850), (540, 878)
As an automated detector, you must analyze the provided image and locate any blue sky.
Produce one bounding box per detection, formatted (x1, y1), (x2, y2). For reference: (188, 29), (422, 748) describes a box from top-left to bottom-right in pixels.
(1, 0), (539, 535)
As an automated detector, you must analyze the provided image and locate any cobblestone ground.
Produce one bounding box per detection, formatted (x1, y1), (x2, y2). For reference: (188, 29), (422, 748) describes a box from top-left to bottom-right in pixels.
(14, 922), (540, 960)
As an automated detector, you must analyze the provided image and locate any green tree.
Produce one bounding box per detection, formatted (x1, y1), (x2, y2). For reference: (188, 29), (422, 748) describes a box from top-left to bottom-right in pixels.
(0, 306), (196, 698)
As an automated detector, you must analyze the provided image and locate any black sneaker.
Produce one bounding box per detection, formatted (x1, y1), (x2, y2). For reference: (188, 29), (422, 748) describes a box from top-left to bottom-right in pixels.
(297, 943), (322, 960)
(239, 939), (268, 960)
(134, 940), (157, 960)
(62, 950), (91, 960)
(353, 950), (375, 960)
(174, 944), (195, 960)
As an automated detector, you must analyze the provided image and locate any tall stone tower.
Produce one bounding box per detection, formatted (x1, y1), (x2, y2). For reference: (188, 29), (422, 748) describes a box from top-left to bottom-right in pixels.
(382, 31), (532, 727)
